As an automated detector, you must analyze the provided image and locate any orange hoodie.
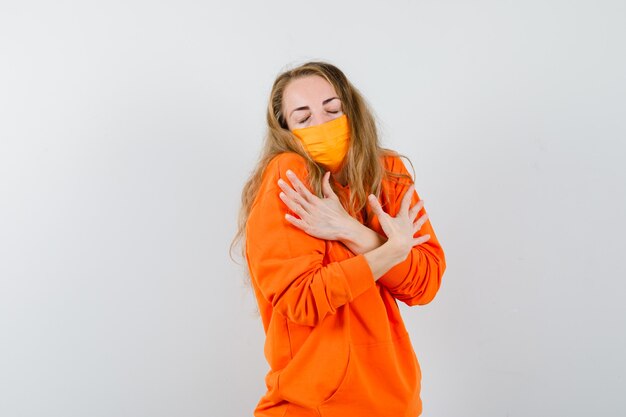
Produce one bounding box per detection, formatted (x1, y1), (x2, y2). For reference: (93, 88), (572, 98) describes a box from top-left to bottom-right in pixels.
(245, 152), (446, 417)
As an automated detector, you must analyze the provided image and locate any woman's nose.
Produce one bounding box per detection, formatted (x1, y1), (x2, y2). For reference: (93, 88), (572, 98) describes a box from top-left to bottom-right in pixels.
(309, 112), (335, 127)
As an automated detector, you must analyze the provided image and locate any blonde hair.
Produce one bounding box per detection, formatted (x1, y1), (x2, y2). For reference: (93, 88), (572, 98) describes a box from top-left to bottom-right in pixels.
(230, 60), (415, 288)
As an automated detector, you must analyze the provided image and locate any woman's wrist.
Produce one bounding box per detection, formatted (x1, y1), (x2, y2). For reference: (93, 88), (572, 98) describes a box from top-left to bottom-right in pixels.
(338, 218), (387, 255)
(383, 238), (411, 265)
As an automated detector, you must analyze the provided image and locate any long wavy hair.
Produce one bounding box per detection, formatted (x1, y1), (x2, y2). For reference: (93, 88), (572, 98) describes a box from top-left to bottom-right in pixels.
(230, 60), (415, 288)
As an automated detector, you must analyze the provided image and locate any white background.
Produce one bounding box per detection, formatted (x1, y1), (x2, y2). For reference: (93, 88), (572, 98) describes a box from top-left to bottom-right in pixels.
(1, 1), (625, 416)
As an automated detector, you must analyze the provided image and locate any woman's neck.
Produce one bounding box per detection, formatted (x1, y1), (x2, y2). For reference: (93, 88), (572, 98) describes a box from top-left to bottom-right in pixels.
(332, 168), (348, 187)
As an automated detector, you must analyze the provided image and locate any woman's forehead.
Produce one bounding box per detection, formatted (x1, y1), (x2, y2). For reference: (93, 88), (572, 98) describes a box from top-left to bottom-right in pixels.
(283, 76), (338, 109)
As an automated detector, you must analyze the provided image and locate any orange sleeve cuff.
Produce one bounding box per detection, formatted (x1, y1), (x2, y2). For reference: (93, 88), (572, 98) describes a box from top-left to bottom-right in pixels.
(339, 253), (376, 301)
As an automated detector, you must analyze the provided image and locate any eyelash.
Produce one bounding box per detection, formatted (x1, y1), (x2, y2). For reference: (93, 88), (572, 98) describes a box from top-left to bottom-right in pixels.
(299, 110), (339, 124)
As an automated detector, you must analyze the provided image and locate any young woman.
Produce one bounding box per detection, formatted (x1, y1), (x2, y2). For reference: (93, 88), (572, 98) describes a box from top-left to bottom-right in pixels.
(231, 61), (446, 417)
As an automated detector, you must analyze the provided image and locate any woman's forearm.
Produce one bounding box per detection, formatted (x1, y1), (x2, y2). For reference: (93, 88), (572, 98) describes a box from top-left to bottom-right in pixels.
(338, 219), (388, 255)
(363, 241), (406, 281)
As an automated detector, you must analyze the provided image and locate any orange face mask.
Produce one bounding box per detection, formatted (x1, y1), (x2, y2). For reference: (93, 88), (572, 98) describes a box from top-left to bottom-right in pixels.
(292, 114), (351, 173)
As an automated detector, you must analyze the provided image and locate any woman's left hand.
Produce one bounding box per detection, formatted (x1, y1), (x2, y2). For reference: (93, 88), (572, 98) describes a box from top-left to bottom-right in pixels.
(277, 170), (359, 241)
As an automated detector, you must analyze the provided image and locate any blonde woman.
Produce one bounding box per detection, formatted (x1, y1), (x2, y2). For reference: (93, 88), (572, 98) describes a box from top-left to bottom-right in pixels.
(231, 61), (446, 417)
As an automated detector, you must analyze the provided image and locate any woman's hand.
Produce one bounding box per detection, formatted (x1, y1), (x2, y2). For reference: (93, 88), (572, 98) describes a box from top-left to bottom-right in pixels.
(367, 185), (431, 261)
(277, 170), (360, 241)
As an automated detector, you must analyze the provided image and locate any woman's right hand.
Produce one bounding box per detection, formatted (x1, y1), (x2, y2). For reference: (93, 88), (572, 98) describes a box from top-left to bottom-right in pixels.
(367, 185), (431, 262)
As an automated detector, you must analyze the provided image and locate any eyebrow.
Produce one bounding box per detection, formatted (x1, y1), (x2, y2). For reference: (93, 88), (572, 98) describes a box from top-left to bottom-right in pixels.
(289, 97), (340, 118)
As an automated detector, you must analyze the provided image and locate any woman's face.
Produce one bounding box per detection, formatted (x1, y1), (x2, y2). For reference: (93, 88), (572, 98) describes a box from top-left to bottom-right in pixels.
(282, 75), (344, 131)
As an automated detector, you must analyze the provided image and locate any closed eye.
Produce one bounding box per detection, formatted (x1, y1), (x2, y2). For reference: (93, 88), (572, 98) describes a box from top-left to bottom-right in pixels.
(298, 111), (339, 124)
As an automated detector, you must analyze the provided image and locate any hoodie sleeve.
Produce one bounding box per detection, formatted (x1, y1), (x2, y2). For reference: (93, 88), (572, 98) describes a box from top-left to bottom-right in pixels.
(376, 156), (447, 306)
(245, 153), (376, 327)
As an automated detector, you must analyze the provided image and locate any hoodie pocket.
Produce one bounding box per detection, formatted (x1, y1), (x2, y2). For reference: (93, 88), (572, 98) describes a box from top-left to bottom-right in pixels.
(317, 334), (422, 416)
(317, 343), (353, 405)
(276, 310), (351, 409)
